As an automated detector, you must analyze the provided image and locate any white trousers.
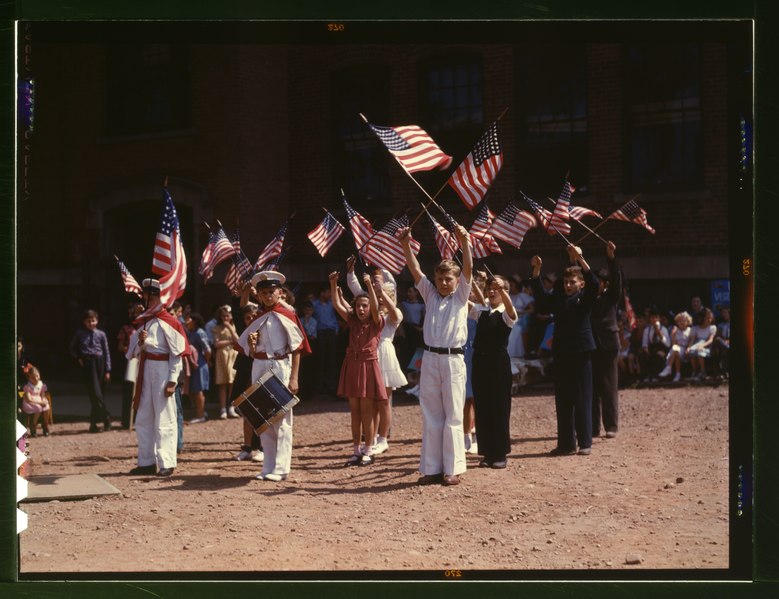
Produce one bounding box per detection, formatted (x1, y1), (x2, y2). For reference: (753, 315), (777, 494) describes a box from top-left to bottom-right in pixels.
(251, 358), (293, 476)
(418, 351), (467, 476)
(135, 360), (178, 469)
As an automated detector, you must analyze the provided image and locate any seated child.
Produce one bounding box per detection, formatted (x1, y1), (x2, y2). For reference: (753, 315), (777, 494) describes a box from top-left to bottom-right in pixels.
(659, 311), (693, 382)
(21, 365), (51, 437)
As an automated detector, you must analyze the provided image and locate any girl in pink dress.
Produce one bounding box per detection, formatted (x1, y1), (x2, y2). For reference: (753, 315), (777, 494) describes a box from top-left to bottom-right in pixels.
(21, 365), (51, 436)
(330, 271), (387, 466)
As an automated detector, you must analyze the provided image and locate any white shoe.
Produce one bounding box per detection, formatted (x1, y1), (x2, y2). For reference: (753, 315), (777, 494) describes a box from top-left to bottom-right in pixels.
(251, 450), (264, 463)
(260, 473), (286, 482)
(658, 365), (672, 378)
(188, 416), (206, 424)
(405, 384), (419, 396)
(235, 448), (253, 461)
(220, 409), (228, 420)
(672, 372), (681, 382)
(227, 406), (239, 418)
(467, 441), (479, 455)
(372, 438), (389, 455)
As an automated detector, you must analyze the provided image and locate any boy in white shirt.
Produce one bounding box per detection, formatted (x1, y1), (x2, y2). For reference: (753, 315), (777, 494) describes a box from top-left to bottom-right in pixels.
(399, 223), (472, 486)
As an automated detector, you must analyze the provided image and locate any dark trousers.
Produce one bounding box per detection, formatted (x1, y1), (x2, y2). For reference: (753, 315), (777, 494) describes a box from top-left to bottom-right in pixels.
(472, 352), (513, 461)
(81, 355), (110, 425)
(592, 348), (619, 435)
(316, 329), (338, 395)
(553, 351), (593, 451)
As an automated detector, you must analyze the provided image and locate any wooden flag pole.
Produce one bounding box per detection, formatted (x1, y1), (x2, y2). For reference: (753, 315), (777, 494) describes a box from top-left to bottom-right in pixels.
(544, 197), (609, 246)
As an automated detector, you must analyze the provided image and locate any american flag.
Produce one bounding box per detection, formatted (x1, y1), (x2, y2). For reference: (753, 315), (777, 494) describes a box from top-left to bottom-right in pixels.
(199, 226), (237, 283)
(610, 200), (656, 234)
(363, 214), (421, 275)
(224, 252), (254, 297)
(254, 222), (288, 271)
(569, 205), (603, 221)
(491, 202), (537, 249)
(115, 256), (142, 297)
(523, 195), (554, 232)
(307, 212), (346, 257)
(343, 199), (376, 263)
(151, 189), (187, 306)
(447, 120), (503, 210)
(429, 213), (459, 260)
(547, 180), (574, 236)
(368, 123), (452, 173)
(468, 203), (502, 259)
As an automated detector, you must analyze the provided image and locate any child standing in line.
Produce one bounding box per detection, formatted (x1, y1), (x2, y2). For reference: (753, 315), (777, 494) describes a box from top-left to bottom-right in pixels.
(330, 271), (387, 466)
(469, 275), (518, 469)
(399, 223), (473, 487)
(659, 311), (693, 382)
(687, 308), (717, 380)
(212, 306), (240, 419)
(21, 365), (51, 437)
(530, 245), (599, 456)
(372, 278), (407, 455)
(464, 272), (488, 455)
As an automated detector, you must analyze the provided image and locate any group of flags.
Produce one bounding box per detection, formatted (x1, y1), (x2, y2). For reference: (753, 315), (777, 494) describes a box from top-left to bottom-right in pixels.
(115, 115), (657, 304)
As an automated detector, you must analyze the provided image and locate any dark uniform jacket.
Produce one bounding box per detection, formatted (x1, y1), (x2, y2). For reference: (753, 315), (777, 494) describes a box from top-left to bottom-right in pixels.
(590, 257), (623, 353)
(531, 269), (599, 355)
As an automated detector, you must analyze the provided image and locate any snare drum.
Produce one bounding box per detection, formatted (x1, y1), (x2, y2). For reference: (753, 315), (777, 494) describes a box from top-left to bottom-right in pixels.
(232, 370), (300, 435)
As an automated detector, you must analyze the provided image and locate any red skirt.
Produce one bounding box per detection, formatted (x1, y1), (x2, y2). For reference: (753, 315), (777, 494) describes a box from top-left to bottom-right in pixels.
(337, 357), (388, 401)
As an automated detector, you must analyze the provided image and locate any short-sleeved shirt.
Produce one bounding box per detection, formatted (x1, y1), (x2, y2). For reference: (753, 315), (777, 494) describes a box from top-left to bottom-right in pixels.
(416, 273), (472, 348)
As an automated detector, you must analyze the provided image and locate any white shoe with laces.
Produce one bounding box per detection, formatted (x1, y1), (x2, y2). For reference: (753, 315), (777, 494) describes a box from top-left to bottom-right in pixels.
(227, 406), (239, 418)
(372, 438), (389, 455)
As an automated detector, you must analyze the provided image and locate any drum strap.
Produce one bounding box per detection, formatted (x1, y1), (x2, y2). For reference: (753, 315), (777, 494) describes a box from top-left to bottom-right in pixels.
(132, 352), (171, 410)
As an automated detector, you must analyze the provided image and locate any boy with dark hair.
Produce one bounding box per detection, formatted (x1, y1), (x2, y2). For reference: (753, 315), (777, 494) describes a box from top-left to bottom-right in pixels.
(530, 245), (599, 456)
(69, 308), (113, 433)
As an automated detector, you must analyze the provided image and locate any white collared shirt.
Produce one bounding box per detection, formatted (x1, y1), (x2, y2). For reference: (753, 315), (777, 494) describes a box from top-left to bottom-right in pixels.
(416, 273), (471, 348)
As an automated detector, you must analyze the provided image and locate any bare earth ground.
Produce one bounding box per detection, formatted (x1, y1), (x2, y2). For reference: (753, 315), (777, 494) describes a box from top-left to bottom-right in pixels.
(18, 383), (729, 575)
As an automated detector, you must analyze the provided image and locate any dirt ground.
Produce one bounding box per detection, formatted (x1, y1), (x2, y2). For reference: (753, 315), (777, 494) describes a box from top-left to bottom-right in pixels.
(18, 382), (730, 576)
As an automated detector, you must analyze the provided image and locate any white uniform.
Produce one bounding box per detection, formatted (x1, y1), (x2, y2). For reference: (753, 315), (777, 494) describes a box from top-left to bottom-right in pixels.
(238, 308), (300, 478)
(126, 317), (185, 470)
(416, 273), (472, 477)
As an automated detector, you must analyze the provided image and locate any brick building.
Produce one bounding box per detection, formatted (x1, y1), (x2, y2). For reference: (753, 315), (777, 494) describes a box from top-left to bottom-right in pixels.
(16, 21), (751, 377)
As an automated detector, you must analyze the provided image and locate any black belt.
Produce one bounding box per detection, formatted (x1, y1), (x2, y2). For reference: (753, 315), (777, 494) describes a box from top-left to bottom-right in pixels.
(424, 345), (464, 355)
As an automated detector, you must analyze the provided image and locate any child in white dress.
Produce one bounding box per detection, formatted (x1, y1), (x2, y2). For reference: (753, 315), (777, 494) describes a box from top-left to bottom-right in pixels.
(21, 365), (51, 436)
(659, 311), (693, 382)
(687, 308), (717, 380)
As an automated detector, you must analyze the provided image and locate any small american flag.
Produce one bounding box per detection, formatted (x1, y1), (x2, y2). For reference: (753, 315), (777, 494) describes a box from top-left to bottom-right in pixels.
(610, 200), (656, 234)
(523, 195), (554, 231)
(307, 213), (346, 257)
(547, 180), (574, 236)
(152, 189), (187, 306)
(199, 226), (237, 283)
(115, 257), (142, 297)
(491, 202), (537, 249)
(343, 199), (376, 262)
(254, 222), (288, 271)
(469, 203), (502, 259)
(369, 123), (452, 173)
(429, 213), (459, 260)
(448, 120), (503, 210)
(364, 214), (421, 275)
(569, 205), (603, 221)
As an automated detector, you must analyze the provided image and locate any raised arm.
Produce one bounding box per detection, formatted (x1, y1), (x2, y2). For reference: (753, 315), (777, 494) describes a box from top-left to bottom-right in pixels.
(329, 271), (351, 321)
(398, 226), (424, 284)
(363, 273), (381, 325)
(345, 255), (364, 297)
(374, 278), (402, 325)
(454, 223), (472, 283)
(567, 244), (591, 273)
(495, 280), (517, 321)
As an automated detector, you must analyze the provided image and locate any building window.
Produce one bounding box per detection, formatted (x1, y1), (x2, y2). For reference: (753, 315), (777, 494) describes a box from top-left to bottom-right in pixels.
(106, 44), (190, 136)
(420, 54), (484, 155)
(332, 65), (392, 208)
(625, 43), (702, 191)
(516, 43), (588, 198)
